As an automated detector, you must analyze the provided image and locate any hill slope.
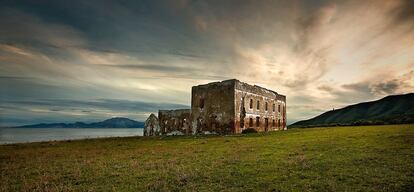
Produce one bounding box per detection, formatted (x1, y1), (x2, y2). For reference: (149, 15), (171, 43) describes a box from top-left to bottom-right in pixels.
(290, 93), (414, 128)
(16, 117), (144, 128)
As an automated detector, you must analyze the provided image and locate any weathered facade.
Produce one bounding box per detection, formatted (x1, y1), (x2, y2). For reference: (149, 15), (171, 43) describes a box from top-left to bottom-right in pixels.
(144, 79), (286, 136)
(191, 79), (286, 134)
(158, 109), (191, 135)
(191, 80), (235, 134)
(234, 80), (286, 133)
(144, 113), (160, 136)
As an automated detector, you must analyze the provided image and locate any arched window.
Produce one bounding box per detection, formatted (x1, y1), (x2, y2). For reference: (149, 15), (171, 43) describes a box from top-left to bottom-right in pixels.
(265, 102), (268, 111)
(249, 118), (253, 127)
(249, 99), (253, 109)
(256, 117), (260, 127)
(257, 100), (260, 110)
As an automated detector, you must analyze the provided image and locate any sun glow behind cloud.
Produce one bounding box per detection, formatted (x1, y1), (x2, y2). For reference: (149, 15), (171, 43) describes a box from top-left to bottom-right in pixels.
(0, 0), (413, 126)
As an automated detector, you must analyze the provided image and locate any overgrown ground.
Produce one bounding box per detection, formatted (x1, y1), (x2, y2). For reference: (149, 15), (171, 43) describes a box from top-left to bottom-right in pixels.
(1, 125), (413, 191)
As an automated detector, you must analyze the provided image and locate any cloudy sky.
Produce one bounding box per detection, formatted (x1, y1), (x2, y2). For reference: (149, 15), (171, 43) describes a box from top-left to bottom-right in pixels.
(1, 0), (413, 126)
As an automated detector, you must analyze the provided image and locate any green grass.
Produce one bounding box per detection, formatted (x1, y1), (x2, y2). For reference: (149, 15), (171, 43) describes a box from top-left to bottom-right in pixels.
(1, 125), (413, 191)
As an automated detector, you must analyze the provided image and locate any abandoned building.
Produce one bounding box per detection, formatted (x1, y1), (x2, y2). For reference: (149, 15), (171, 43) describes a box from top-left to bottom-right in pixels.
(144, 79), (286, 136)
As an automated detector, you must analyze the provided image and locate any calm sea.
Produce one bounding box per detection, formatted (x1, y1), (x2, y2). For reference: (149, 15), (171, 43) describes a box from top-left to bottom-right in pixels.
(0, 128), (143, 144)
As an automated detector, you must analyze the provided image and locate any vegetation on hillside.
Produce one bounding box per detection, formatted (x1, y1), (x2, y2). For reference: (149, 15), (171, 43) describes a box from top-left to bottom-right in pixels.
(1, 124), (413, 191)
(290, 93), (414, 128)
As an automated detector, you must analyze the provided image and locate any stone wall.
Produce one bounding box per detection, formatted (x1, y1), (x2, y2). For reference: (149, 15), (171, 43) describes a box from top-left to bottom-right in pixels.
(144, 113), (160, 136)
(191, 79), (235, 134)
(234, 80), (286, 133)
(158, 109), (191, 135)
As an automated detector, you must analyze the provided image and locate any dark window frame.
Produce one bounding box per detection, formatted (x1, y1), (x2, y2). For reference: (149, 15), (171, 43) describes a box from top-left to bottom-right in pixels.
(200, 98), (205, 109)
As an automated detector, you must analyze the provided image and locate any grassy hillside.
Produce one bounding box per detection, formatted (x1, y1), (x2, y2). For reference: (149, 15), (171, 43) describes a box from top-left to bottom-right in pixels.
(1, 124), (413, 191)
(290, 93), (414, 128)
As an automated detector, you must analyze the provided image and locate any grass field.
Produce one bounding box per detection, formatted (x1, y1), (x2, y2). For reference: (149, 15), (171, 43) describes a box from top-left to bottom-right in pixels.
(1, 124), (413, 191)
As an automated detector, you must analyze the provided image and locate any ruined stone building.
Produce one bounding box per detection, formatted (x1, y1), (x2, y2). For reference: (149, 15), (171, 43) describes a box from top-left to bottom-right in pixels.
(144, 79), (286, 136)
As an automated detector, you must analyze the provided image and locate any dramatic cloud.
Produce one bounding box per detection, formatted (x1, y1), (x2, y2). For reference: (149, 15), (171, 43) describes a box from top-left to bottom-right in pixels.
(0, 0), (413, 126)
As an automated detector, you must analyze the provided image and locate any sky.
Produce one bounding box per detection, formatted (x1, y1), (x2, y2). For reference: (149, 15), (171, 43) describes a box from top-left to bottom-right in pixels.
(0, 0), (413, 126)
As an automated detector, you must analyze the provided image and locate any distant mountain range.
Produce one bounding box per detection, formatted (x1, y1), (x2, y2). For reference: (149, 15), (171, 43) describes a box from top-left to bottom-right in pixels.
(289, 93), (414, 128)
(16, 117), (144, 128)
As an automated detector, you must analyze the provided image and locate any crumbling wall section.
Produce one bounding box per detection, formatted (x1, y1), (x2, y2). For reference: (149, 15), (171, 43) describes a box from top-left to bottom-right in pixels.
(144, 113), (160, 136)
(191, 79), (235, 134)
(158, 109), (191, 135)
(234, 80), (287, 133)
